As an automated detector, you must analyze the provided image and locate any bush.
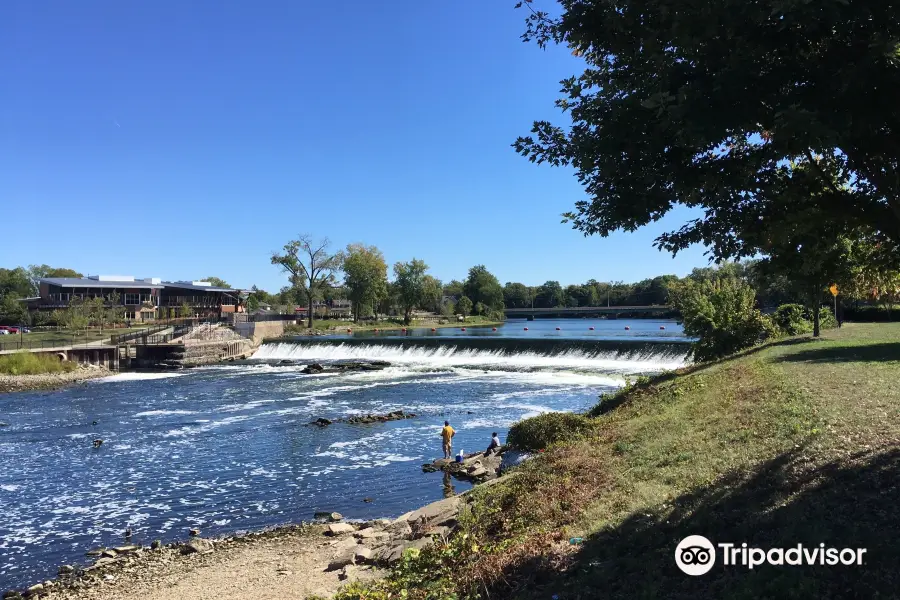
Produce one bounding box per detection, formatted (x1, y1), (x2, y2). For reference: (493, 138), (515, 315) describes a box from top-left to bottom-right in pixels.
(772, 304), (813, 335)
(0, 352), (77, 375)
(842, 304), (897, 322)
(670, 277), (776, 362)
(507, 412), (596, 451)
(772, 304), (838, 336)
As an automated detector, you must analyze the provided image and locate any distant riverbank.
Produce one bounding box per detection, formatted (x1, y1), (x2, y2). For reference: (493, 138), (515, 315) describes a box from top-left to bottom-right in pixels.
(0, 363), (111, 394)
(281, 318), (504, 335)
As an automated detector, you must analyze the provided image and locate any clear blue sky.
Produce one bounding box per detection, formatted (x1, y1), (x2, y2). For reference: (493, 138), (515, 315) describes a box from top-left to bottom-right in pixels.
(0, 0), (710, 291)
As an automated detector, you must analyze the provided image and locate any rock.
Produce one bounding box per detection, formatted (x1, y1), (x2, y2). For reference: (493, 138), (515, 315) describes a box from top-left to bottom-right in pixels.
(353, 527), (379, 540)
(424, 525), (452, 538)
(385, 519), (412, 539)
(278, 360), (294, 365)
(92, 439), (103, 448)
(363, 497), (374, 503)
(405, 496), (461, 531)
(328, 512), (343, 522)
(301, 363), (325, 374)
(277, 570), (292, 576)
(3, 592), (22, 600)
(93, 557), (116, 568)
(85, 548), (105, 557)
(311, 418), (332, 427)
(150, 540), (162, 550)
(100, 549), (118, 559)
(377, 538), (433, 564)
(189, 528), (200, 536)
(338, 565), (359, 581)
(0, 422), (8, 427)
(325, 523), (355, 536)
(180, 538), (214, 555)
(326, 552), (355, 571)
(114, 545), (140, 554)
(354, 546), (374, 564)
(58, 565), (75, 575)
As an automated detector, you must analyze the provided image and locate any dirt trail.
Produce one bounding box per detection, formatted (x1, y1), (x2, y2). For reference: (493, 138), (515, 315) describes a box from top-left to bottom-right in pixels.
(42, 526), (381, 600)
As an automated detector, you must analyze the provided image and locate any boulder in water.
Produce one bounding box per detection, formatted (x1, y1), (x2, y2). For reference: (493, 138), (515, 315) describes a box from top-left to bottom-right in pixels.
(311, 418), (333, 427)
(301, 363), (325, 374)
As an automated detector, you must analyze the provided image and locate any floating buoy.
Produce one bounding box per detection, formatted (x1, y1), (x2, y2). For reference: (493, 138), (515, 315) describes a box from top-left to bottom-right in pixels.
(461, 327), (466, 331)
(660, 326), (666, 330)
(431, 328), (436, 332)
(492, 327), (497, 331)
(624, 326), (631, 330)
(589, 327), (595, 331)
(524, 327), (529, 331)
(555, 327), (561, 331)
(373, 328), (379, 332)
(401, 328), (407, 332)
(347, 328), (352, 333)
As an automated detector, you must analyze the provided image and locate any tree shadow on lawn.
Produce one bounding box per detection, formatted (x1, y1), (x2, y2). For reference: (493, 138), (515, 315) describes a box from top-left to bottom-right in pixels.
(774, 343), (900, 364)
(505, 448), (900, 600)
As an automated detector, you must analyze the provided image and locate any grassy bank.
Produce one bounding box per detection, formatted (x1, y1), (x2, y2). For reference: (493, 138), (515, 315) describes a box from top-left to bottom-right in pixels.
(0, 352), (78, 375)
(285, 317), (504, 334)
(335, 323), (899, 599)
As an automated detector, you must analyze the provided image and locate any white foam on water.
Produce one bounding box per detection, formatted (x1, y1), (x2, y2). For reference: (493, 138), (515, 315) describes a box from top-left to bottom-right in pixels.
(94, 372), (185, 383)
(1, 484), (21, 492)
(252, 342), (687, 374)
(133, 410), (196, 418)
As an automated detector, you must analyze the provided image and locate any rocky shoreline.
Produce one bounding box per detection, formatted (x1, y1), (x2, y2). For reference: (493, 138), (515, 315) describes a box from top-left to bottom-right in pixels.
(0, 365), (111, 394)
(4, 478), (504, 600)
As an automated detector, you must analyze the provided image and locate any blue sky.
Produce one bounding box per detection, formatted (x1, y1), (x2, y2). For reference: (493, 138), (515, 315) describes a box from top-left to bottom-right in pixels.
(0, 1), (710, 291)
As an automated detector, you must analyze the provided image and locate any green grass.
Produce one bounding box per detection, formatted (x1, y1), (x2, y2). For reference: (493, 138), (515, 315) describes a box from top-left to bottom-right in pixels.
(0, 351), (78, 375)
(334, 323), (900, 599)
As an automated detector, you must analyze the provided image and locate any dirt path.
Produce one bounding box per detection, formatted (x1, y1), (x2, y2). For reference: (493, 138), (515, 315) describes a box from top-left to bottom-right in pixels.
(40, 526), (382, 600)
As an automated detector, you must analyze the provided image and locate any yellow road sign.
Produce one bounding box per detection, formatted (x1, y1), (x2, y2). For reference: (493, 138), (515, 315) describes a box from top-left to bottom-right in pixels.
(829, 284), (839, 297)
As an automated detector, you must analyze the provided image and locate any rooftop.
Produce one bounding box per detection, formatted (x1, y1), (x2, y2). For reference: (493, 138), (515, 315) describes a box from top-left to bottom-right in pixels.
(40, 277), (166, 289)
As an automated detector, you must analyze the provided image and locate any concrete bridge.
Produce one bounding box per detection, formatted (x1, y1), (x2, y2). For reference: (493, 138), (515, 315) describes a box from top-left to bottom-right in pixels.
(504, 305), (673, 318)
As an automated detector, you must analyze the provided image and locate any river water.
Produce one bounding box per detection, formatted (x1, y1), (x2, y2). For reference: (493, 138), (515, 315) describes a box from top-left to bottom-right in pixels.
(0, 319), (688, 588)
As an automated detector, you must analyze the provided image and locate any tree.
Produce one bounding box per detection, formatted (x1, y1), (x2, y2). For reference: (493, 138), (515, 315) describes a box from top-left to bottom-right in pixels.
(180, 302), (194, 319)
(0, 294), (28, 325)
(456, 296), (473, 318)
(503, 282), (532, 309)
(271, 235), (342, 328)
(393, 259), (429, 325)
(203, 277), (231, 288)
(342, 244), (389, 322)
(534, 281), (565, 308)
(443, 280), (464, 299)
(669, 276), (774, 362)
(463, 266), (505, 314)
(0, 268), (33, 299)
(420, 275), (444, 313)
(515, 0), (900, 259)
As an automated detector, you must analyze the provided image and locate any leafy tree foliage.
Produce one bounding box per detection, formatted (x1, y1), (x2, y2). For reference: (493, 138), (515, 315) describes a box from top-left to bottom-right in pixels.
(202, 276), (231, 288)
(393, 259), (429, 325)
(443, 280), (464, 299)
(420, 275), (444, 313)
(27, 265), (83, 294)
(515, 0), (900, 258)
(503, 282), (533, 309)
(342, 244), (389, 322)
(271, 235), (342, 328)
(463, 265), (504, 313)
(456, 295), (473, 318)
(669, 276), (775, 362)
(534, 281), (566, 308)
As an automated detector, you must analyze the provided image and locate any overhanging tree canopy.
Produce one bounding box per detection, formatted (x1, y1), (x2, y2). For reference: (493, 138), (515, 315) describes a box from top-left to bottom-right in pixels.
(514, 0), (900, 258)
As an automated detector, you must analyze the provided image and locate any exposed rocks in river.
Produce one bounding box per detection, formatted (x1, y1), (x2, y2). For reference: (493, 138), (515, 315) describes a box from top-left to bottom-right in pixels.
(308, 410), (416, 427)
(300, 361), (391, 375)
(422, 449), (504, 483)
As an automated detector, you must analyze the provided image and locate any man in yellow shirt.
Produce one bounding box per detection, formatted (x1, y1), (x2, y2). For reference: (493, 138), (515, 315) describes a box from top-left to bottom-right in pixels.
(441, 420), (456, 459)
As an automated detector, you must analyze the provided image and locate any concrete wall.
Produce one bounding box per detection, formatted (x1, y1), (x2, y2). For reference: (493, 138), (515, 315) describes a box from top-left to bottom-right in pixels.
(233, 320), (287, 345)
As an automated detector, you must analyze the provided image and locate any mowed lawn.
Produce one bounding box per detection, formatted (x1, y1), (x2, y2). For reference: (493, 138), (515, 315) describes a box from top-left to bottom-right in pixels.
(340, 323), (899, 600)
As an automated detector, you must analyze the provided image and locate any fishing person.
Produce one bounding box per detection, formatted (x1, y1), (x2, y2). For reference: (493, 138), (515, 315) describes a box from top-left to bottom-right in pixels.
(484, 431), (501, 455)
(441, 420), (456, 459)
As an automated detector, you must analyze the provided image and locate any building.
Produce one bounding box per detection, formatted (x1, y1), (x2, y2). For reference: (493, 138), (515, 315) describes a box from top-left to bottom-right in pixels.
(28, 275), (244, 321)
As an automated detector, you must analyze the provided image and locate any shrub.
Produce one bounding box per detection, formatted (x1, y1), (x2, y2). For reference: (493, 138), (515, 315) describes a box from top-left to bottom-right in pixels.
(772, 304), (813, 336)
(0, 352), (77, 375)
(670, 277), (776, 362)
(507, 412), (596, 451)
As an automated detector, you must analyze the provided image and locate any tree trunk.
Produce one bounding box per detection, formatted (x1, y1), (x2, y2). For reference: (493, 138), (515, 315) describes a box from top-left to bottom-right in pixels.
(813, 303), (821, 337)
(307, 290), (313, 329)
(404, 308), (411, 325)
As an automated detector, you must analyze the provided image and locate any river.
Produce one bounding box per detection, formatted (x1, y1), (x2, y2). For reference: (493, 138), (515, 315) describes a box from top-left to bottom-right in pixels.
(0, 318), (688, 588)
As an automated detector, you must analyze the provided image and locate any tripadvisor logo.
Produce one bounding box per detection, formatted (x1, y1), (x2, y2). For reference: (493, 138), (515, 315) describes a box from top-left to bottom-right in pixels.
(675, 535), (867, 576)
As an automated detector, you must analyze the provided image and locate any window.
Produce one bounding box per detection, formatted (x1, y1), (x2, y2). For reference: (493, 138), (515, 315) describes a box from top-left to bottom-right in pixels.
(124, 293), (140, 305)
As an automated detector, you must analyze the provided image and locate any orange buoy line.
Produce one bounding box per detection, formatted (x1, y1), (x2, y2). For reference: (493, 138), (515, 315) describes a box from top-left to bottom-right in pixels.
(660, 326), (666, 330)
(555, 327), (561, 330)
(524, 327), (529, 331)
(431, 328), (436, 332)
(492, 327), (497, 331)
(625, 326), (631, 330)
(589, 327), (594, 330)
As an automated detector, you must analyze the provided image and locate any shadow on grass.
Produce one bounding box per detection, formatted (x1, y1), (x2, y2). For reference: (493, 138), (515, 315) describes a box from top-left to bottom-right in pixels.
(774, 343), (900, 364)
(507, 448), (900, 599)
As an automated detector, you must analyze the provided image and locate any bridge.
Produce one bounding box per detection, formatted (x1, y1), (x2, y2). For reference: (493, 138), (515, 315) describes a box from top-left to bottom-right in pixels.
(504, 305), (673, 318)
